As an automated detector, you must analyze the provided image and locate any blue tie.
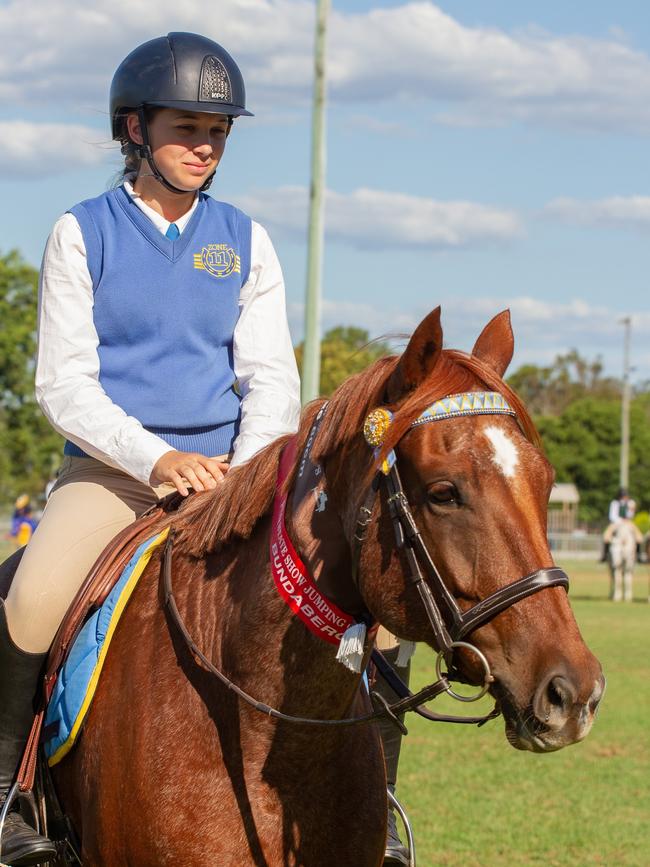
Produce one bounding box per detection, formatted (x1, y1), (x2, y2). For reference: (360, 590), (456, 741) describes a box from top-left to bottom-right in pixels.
(165, 223), (180, 241)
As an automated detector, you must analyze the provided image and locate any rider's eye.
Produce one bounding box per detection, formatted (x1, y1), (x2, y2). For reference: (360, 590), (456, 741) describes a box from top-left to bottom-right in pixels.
(427, 482), (459, 506)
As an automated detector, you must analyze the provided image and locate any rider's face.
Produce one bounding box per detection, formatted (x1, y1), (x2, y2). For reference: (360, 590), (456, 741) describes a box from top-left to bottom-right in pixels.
(128, 108), (231, 191)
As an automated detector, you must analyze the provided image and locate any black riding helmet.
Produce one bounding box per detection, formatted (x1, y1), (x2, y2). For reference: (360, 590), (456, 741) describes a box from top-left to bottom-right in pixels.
(110, 32), (253, 194)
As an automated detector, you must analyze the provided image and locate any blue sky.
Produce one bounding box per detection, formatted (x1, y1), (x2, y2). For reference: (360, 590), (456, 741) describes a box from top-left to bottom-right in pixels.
(2, 0), (650, 379)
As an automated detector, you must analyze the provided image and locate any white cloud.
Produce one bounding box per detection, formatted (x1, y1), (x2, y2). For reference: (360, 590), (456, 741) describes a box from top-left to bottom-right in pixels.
(236, 185), (523, 249)
(545, 196), (650, 232)
(2, 2), (650, 133)
(0, 121), (111, 177)
(288, 295), (645, 377)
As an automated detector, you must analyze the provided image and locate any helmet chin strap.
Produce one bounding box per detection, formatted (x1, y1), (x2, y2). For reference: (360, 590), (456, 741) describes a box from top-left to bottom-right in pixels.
(135, 107), (217, 195)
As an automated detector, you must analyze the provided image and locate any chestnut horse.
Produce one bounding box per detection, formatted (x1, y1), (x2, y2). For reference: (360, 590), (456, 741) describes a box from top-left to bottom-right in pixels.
(52, 308), (604, 866)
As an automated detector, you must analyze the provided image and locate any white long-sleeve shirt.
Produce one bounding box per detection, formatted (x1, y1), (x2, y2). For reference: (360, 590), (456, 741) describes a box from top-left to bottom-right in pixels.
(35, 182), (301, 485)
(609, 497), (635, 523)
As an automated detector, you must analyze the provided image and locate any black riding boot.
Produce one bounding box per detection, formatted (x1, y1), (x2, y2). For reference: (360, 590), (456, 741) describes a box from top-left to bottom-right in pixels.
(599, 542), (610, 563)
(0, 600), (56, 866)
(375, 645), (411, 867)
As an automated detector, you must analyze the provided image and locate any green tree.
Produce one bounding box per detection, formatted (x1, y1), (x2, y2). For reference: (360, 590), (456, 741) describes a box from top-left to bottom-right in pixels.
(0, 250), (63, 502)
(295, 326), (392, 397)
(535, 396), (650, 524)
(507, 350), (620, 416)
(506, 349), (650, 524)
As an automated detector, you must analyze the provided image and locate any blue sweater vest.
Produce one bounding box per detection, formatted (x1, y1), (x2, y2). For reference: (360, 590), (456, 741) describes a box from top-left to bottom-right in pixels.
(64, 186), (251, 460)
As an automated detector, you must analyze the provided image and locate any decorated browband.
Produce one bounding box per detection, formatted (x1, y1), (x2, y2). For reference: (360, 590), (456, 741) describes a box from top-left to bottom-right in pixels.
(363, 391), (517, 474)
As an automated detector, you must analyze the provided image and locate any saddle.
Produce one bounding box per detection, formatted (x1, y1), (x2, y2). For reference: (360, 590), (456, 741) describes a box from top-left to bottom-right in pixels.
(14, 491), (185, 795)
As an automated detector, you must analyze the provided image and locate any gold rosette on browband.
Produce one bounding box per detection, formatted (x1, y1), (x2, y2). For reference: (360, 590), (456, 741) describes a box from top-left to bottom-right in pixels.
(363, 407), (394, 447)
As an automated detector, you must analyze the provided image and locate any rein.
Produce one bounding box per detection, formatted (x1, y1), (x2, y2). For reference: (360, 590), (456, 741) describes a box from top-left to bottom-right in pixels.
(161, 390), (569, 730)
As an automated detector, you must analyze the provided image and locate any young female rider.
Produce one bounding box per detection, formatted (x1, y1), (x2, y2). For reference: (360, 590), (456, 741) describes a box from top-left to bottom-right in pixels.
(0, 32), (300, 864)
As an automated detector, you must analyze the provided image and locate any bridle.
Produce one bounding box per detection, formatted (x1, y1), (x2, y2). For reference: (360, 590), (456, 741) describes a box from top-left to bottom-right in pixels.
(352, 395), (569, 701)
(162, 391), (569, 728)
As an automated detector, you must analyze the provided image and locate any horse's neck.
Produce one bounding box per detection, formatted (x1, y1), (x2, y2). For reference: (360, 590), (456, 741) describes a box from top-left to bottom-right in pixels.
(176, 518), (364, 722)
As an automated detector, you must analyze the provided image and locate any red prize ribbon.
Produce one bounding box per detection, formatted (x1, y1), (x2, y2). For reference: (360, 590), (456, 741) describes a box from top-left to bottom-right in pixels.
(270, 439), (354, 646)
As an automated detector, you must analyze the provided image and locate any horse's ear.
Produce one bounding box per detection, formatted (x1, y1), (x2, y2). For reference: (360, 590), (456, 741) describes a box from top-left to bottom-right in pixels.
(386, 306), (443, 402)
(471, 310), (514, 378)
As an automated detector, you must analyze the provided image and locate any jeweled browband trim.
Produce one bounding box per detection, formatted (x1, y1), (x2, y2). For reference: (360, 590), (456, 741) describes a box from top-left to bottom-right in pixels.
(363, 392), (516, 454)
(412, 391), (515, 427)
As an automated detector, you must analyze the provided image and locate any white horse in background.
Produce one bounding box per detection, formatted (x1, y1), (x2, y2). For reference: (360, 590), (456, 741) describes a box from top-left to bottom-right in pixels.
(608, 520), (639, 602)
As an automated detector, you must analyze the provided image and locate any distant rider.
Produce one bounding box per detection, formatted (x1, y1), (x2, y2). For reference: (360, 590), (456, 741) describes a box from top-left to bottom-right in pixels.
(601, 488), (642, 561)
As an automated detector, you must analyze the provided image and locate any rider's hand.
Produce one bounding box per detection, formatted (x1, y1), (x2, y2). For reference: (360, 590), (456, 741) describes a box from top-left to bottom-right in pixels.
(150, 451), (230, 496)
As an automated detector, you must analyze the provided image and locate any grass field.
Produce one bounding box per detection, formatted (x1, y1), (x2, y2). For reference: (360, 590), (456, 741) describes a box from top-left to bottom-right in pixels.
(400, 560), (650, 866)
(1, 540), (647, 865)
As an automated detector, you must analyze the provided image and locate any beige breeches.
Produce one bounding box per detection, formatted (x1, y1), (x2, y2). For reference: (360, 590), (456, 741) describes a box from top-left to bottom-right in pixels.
(375, 627), (399, 652)
(4, 456), (176, 653)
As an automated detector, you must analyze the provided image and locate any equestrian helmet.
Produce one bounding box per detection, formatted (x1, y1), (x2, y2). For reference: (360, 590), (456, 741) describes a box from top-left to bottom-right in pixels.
(110, 31), (253, 139)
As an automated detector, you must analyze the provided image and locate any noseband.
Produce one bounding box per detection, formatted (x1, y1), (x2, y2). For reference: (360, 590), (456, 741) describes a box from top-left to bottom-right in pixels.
(354, 392), (569, 695)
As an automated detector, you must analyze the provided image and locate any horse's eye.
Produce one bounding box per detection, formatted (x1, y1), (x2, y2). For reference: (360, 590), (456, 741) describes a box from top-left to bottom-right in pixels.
(427, 481), (459, 506)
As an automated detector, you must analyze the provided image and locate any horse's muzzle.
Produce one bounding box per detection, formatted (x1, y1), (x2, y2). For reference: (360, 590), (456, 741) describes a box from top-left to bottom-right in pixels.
(498, 670), (606, 753)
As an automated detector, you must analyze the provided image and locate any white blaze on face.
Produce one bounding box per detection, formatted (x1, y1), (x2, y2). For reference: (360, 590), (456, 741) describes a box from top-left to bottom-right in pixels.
(484, 425), (519, 479)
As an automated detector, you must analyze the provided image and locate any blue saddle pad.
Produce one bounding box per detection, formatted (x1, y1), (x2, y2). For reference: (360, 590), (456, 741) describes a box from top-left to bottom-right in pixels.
(44, 530), (168, 765)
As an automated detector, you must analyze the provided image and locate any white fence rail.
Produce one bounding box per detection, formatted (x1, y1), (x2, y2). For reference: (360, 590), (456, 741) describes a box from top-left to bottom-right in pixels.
(548, 531), (601, 560)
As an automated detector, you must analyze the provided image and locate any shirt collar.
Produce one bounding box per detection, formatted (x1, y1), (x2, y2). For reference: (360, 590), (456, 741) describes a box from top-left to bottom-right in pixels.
(123, 176), (199, 236)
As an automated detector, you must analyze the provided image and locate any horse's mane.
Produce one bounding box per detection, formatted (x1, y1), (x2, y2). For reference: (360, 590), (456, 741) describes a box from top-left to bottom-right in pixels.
(171, 349), (539, 557)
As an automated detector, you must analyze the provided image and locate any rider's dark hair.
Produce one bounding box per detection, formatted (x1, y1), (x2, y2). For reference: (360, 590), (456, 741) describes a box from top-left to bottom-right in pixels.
(114, 107), (163, 177)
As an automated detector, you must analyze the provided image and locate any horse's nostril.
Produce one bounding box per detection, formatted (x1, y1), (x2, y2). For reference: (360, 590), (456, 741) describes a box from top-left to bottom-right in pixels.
(547, 678), (565, 709)
(533, 673), (576, 728)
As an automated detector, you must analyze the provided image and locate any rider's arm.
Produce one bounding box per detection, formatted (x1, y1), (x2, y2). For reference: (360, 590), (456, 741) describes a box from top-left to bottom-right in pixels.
(35, 214), (173, 485)
(229, 222), (301, 467)
(608, 499), (621, 523)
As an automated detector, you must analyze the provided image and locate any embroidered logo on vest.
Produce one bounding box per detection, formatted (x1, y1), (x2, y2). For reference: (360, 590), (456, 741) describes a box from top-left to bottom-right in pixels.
(193, 244), (241, 278)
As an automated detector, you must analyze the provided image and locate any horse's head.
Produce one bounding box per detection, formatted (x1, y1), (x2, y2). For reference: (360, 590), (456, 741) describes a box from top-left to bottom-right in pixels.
(319, 307), (604, 753)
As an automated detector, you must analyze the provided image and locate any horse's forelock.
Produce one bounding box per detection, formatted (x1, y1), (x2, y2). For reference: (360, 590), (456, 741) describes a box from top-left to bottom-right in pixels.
(312, 349), (540, 476)
(373, 351), (541, 469)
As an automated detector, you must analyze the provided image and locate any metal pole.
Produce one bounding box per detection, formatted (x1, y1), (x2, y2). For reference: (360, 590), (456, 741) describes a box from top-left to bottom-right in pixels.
(301, 0), (330, 404)
(619, 316), (631, 489)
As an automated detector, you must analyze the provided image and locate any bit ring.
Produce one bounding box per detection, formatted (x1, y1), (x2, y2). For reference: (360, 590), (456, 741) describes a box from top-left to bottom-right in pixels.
(435, 641), (494, 703)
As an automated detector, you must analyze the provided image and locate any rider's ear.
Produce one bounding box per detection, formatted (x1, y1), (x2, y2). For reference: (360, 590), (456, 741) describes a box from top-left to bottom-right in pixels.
(471, 309), (514, 378)
(385, 306), (443, 403)
(126, 112), (144, 146)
